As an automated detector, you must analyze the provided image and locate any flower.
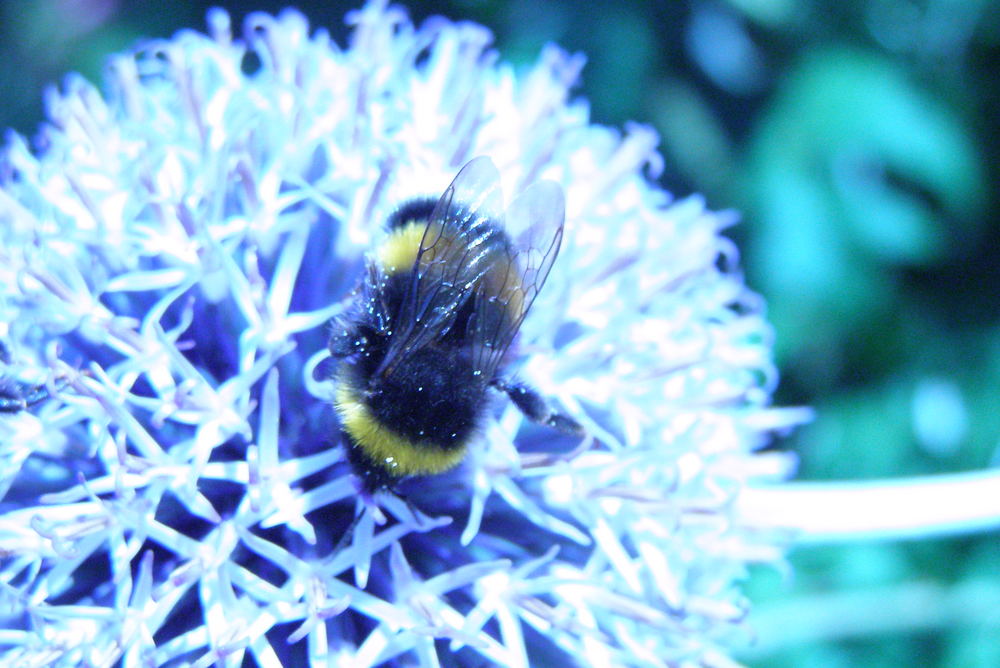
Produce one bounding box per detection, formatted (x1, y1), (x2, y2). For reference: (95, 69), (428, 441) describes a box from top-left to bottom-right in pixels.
(0, 3), (807, 666)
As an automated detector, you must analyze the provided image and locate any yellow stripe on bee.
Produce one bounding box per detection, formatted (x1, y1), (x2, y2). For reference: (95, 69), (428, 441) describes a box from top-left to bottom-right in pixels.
(484, 259), (526, 321)
(378, 221), (431, 275)
(334, 379), (468, 477)
(378, 219), (527, 319)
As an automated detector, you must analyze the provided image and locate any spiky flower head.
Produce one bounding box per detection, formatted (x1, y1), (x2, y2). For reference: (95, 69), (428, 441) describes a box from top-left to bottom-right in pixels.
(0, 3), (805, 666)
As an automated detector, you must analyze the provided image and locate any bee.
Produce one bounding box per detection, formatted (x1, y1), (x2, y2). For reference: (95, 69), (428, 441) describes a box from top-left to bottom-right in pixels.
(322, 157), (582, 493)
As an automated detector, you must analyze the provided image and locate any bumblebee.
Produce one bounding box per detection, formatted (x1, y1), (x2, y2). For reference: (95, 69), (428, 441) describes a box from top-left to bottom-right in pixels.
(323, 157), (582, 493)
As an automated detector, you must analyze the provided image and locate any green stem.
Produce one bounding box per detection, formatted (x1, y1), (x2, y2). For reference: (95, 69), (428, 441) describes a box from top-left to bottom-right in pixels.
(738, 469), (1000, 543)
(740, 578), (1000, 657)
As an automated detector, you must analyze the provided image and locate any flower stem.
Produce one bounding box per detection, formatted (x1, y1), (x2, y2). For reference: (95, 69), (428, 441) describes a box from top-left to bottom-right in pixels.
(738, 469), (1000, 543)
(740, 577), (1000, 658)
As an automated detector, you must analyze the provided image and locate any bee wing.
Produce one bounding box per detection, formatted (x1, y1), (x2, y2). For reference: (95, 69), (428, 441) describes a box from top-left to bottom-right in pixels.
(469, 178), (566, 381)
(378, 157), (506, 375)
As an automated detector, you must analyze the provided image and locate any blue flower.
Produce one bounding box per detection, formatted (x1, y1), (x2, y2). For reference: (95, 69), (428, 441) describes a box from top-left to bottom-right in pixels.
(0, 4), (804, 666)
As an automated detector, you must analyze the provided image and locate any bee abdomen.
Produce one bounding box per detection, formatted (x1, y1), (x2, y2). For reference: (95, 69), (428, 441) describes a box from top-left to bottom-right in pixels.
(334, 351), (486, 482)
(367, 349), (485, 449)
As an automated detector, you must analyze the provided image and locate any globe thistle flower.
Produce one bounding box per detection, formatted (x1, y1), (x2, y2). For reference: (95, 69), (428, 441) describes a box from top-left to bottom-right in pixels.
(0, 3), (810, 666)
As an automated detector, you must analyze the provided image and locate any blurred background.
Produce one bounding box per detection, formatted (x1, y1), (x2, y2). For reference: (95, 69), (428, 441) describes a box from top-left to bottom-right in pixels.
(1, 0), (997, 665)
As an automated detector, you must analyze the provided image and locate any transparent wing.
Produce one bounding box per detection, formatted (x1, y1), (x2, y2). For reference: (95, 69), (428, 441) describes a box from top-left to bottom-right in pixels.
(468, 179), (566, 382)
(377, 157), (506, 376)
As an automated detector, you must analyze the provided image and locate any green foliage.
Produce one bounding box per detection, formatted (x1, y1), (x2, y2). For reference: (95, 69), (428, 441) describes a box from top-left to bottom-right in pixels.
(744, 46), (987, 367)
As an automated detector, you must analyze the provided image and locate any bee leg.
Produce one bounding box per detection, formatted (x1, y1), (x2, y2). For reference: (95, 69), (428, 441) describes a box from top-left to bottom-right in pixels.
(492, 379), (584, 435)
(313, 322), (372, 382)
(311, 355), (340, 382)
(326, 320), (373, 359)
(0, 378), (51, 414)
(385, 492), (433, 530)
(332, 509), (363, 554)
(327, 328), (358, 358)
(331, 487), (390, 555)
(0, 388), (27, 414)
